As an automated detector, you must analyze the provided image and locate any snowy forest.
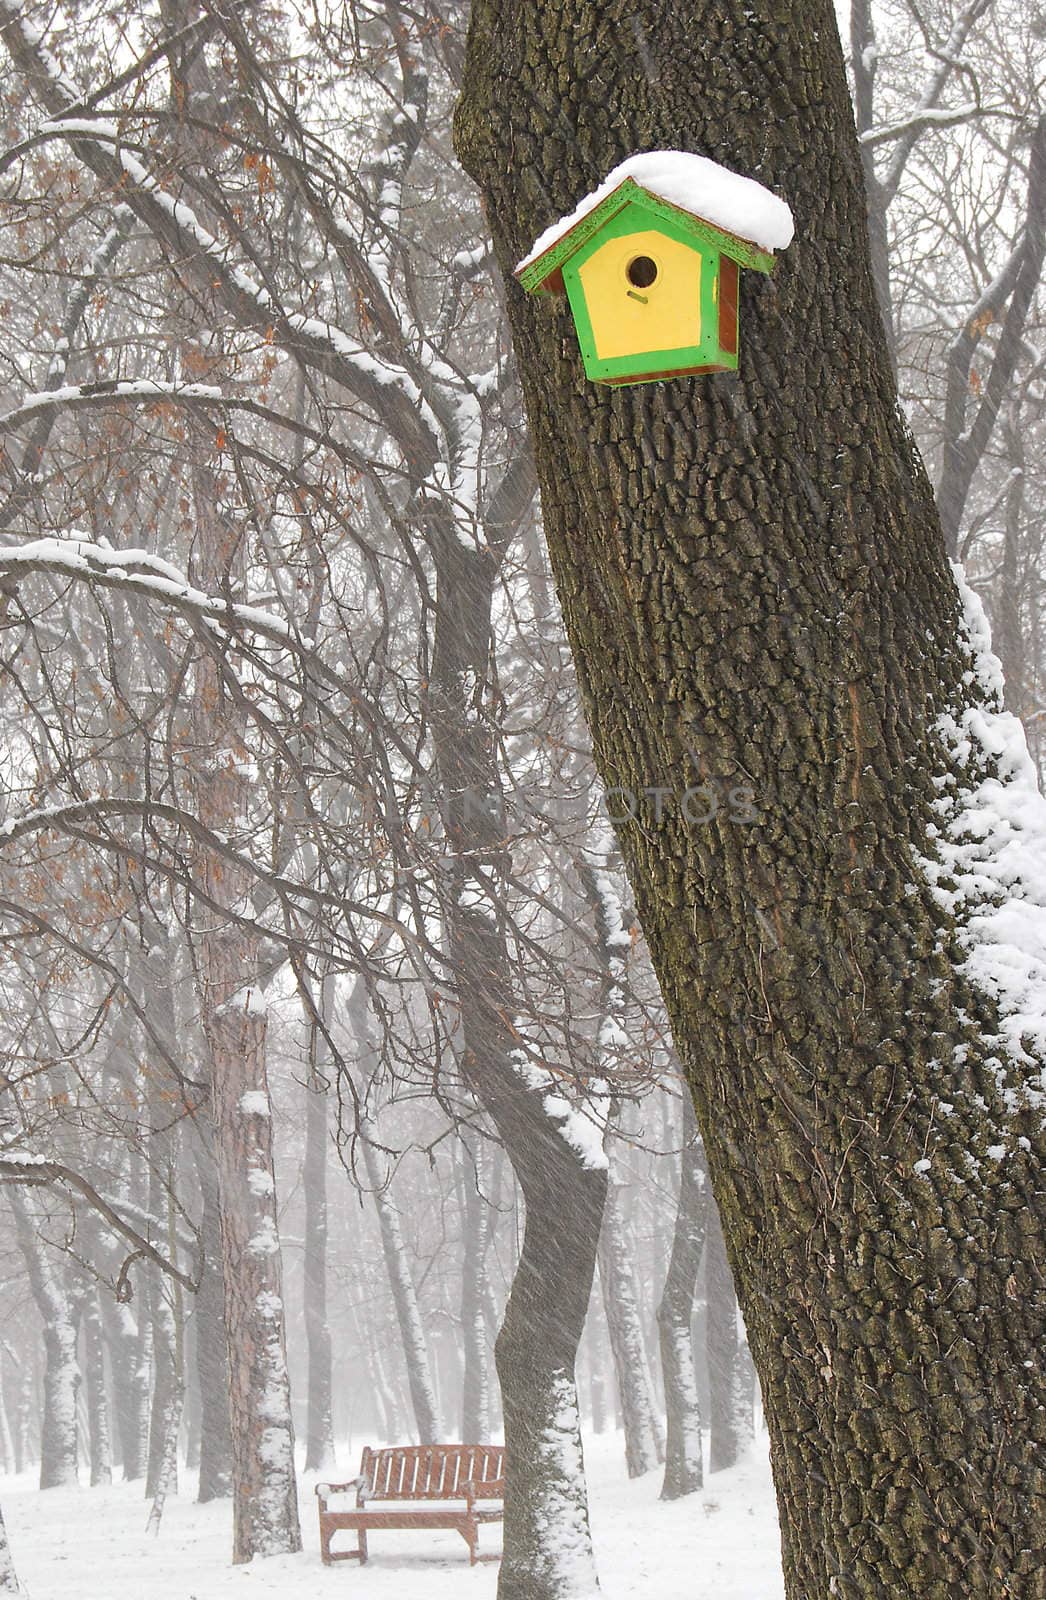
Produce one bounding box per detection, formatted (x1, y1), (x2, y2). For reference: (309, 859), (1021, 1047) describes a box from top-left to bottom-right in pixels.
(0, 1), (1043, 1598)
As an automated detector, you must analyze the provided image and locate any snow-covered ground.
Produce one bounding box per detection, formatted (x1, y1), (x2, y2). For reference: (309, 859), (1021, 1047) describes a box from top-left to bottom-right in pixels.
(2, 1433), (784, 1600)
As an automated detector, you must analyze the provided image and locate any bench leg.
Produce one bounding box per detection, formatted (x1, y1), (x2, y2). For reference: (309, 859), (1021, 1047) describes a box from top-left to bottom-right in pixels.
(319, 1516), (367, 1564)
(457, 1518), (479, 1566)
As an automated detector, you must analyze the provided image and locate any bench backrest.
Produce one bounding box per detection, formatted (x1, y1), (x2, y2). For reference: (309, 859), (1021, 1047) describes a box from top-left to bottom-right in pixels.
(360, 1444), (505, 1500)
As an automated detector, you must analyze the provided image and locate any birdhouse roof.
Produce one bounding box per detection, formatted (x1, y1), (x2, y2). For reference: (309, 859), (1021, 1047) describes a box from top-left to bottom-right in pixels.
(516, 151), (793, 293)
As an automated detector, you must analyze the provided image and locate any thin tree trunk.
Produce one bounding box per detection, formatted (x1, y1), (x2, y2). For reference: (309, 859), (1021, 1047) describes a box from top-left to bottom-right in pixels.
(147, 1191), (185, 1537)
(657, 1092), (707, 1499)
(597, 1158), (664, 1477)
(0, 1503), (19, 1594)
(81, 1282), (112, 1486)
(303, 968), (335, 1472)
(705, 1201), (750, 1473)
(13, 1369), (31, 1478)
(455, 3), (1046, 1591)
(192, 1130), (233, 1502)
(145, 1082), (179, 1502)
(9, 1191), (78, 1489)
(459, 1138), (493, 1443)
(356, 1114), (440, 1442)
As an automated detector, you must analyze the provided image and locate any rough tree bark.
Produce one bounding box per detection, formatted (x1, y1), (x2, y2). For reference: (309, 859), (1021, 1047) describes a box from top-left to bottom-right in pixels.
(657, 1091), (707, 1499)
(455, 3), (1046, 1595)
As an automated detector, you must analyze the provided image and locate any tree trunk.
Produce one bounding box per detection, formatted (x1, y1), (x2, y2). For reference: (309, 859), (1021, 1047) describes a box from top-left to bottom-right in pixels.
(358, 1121), (441, 1443)
(657, 1092), (707, 1499)
(597, 1154), (664, 1477)
(0, 1503), (18, 1594)
(81, 1282), (113, 1487)
(9, 1192), (78, 1489)
(423, 499), (609, 1597)
(303, 968), (336, 1473)
(705, 1200), (751, 1473)
(459, 1138), (493, 1444)
(145, 1084), (180, 1502)
(189, 472), (301, 1562)
(192, 1131), (233, 1501)
(455, 4), (1046, 1594)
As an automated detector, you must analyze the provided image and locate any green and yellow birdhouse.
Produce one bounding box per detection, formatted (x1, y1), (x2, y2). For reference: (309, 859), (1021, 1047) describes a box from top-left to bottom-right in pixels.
(515, 151), (793, 386)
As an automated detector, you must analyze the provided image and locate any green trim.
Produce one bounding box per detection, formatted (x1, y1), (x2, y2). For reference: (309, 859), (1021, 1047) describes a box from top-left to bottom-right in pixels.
(561, 203), (738, 383)
(517, 177), (776, 293)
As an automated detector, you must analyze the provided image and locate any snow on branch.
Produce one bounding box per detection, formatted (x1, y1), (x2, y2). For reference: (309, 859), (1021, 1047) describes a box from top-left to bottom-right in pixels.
(860, 102), (987, 148)
(0, 1152), (196, 1289)
(0, 8), (442, 469)
(0, 533), (297, 650)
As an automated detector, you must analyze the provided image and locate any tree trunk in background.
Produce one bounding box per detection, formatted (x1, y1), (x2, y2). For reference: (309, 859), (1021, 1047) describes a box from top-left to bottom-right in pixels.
(0, 1369), (13, 1476)
(146, 1191), (185, 1537)
(193, 1130), (233, 1501)
(585, 1310), (608, 1435)
(424, 477), (608, 1597)
(455, 2), (1046, 1593)
(597, 1156), (664, 1477)
(12, 1370), (30, 1478)
(705, 1201), (751, 1473)
(303, 969), (336, 1472)
(459, 1138), (493, 1443)
(145, 1068), (180, 1502)
(657, 1093), (708, 1499)
(189, 468), (301, 1561)
(9, 1191), (78, 1489)
(81, 1282), (112, 1486)
(0, 1503), (18, 1594)
(359, 1149), (440, 1439)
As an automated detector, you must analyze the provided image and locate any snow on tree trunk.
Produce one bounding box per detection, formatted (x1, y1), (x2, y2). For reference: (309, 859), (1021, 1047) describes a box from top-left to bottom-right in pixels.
(303, 968), (335, 1472)
(705, 1202), (752, 1473)
(190, 465), (301, 1563)
(0, 1503), (19, 1594)
(9, 1189), (78, 1489)
(657, 1092), (708, 1499)
(192, 1131), (233, 1502)
(495, 1131), (606, 1600)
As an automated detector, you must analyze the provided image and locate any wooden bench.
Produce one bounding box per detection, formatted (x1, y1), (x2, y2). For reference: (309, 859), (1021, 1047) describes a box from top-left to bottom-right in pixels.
(316, 1443), (505, 1566)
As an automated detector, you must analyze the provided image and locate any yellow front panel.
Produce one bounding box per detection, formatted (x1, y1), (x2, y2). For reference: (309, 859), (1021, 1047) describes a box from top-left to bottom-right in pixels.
(577, 229), (702, 360)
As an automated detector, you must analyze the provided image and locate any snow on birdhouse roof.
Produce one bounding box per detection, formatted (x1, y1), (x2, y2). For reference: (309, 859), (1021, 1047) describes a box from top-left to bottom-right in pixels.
(516, 150), (794, 285)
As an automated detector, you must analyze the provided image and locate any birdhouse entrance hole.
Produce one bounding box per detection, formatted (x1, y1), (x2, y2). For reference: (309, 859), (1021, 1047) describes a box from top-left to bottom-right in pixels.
(625, 254), (658, 289)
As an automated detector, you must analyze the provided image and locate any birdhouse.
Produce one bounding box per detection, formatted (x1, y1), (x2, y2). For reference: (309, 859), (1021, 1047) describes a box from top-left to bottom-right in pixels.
(515, 152), (793, 386)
